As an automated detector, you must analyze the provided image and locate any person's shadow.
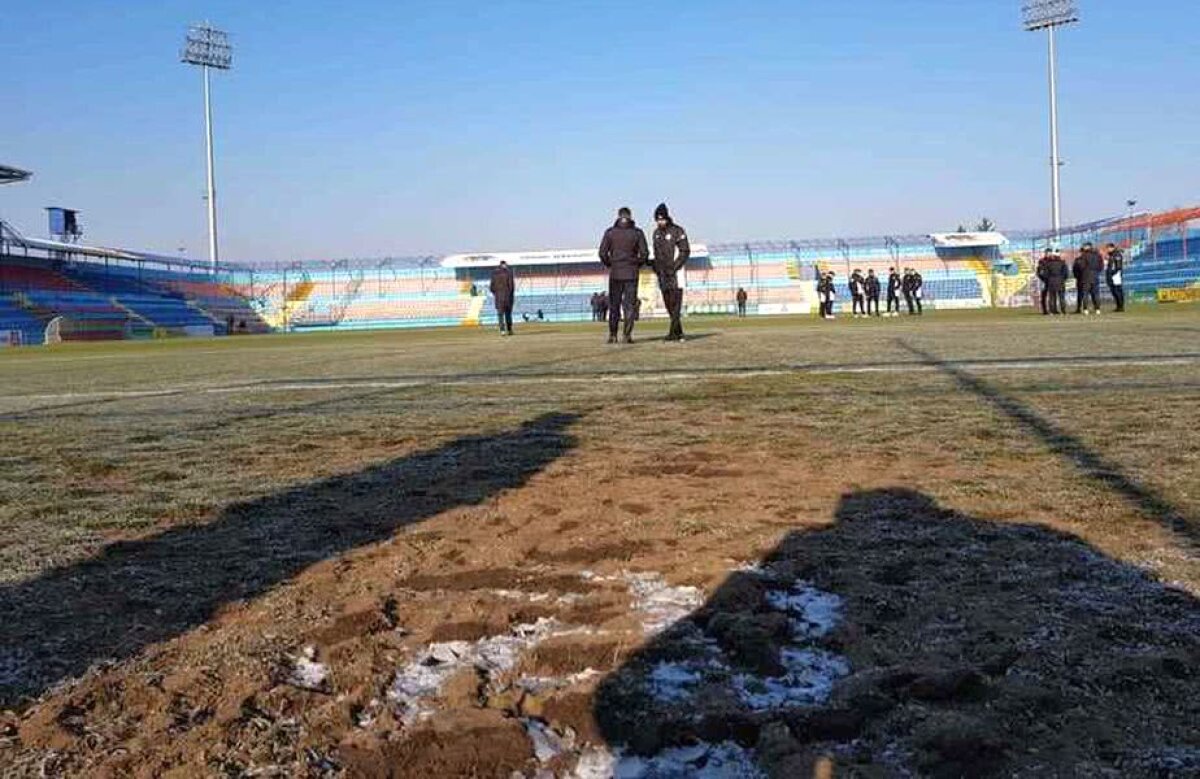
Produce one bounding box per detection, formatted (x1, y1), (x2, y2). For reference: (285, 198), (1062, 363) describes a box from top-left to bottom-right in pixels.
(1, 412), (579, 707)
(594, 488), (1200, 777)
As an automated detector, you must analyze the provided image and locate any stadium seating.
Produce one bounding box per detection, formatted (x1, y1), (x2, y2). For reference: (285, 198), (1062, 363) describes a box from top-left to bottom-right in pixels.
(0, 294), (45, 345)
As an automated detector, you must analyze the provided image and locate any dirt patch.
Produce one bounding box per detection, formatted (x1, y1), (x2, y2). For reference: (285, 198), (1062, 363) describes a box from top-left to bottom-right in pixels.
(527, 540), (649, 565)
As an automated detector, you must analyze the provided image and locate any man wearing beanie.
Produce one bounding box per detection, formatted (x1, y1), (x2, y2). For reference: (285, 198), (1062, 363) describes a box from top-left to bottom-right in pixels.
(598, 206), (650, 344)
(651, 203), (692, 342)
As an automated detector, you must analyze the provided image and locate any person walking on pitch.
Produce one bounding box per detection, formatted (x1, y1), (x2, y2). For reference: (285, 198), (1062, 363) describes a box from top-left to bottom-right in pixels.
(651, 203), (691, 342)
(1105, 243), (1126, 313)
(598, 207), (649, 344)
(489, 260), (516, 336)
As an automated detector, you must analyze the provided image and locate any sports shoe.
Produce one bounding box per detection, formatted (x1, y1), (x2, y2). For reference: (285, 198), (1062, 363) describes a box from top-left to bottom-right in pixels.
(607, 335), (618, 345)
(622, 335), (635, 345)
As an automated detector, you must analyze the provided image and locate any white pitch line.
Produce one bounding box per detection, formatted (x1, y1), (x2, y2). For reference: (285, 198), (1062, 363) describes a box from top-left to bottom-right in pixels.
(3, 354), (1198, 410)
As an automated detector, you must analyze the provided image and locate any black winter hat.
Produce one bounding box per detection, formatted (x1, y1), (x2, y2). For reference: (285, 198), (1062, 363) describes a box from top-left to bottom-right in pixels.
(654, 203), (670, 221)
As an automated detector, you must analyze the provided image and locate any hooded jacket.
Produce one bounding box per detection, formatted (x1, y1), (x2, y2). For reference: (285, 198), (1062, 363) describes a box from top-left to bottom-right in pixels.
(887, 272), (902, 295)
(1106, 250), (1125, 282)
(1074, 249), (1104, 283)
(599, 218), (650, 281)
(652, 218), (691, 276)
(864, 274), (881, 297)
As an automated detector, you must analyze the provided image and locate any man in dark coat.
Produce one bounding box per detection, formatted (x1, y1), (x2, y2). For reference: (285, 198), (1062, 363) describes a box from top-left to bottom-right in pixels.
(1074, 242), (1104, 315)
(886, 267), (902, 317)
(1045, 248), (1068, 315)
(651, 203), (691, 342)
(489, 260), (516, 335)
(864, 269), (882, 317)
(849, 269), (867, 317)
(736, 287), (748, 317)
(1105, 243), (1126, 312)
(598, 207), (649, 344)
(1036, 249), (1053, 315)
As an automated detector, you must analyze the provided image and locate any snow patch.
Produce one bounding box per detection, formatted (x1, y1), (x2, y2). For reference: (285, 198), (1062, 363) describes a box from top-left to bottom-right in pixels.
(388, 618), (562, 723)
(734, 647), (849, 711)
(646, 661), (704, 703)
(287, 646), (330, 692)
(570, 742), (764, 778)
(523, 718), (575, 763)
(624, 572), (704, 634)
(765, 581), (843, 638)
(516, 668), (603, 695)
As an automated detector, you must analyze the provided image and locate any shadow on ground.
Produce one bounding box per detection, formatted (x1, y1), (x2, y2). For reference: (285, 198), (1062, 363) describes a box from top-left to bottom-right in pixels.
(594, 489), (1200, 777)
(0, 412), (578, 707)
(899, 340), (1198, 547)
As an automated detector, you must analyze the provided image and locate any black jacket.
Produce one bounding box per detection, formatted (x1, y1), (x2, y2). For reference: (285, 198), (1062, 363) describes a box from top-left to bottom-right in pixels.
(1106, 250), (1124, 282)
(887, 272), (902, 295)
(1045, 257), (1068, 287)
(864, 275), (881, 297)
(849, 273), (865, 297)
(1074, 249), (1103, 283)
(599, 219), (650, 281)
(489, 266), (515, 306)
(652, 221), (691, 276)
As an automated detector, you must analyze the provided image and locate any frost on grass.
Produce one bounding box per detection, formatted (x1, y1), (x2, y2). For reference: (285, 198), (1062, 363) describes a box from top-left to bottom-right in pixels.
(765, 581), (843, 639)
(733, 648), (849, 711)
(287, 646), (330, 693)
(388, 618), (561, 724)
(624, 572), (704, 635)
(569, 742), (765, 779)
(645, 661), (705, 703)
(522, 717), (575, 764)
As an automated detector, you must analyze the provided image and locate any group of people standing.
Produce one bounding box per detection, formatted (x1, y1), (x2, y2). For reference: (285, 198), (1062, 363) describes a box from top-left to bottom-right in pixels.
(597, 203), (690, 343)
(817, 268), (925, 320)
(1036, 242), (1126, 316)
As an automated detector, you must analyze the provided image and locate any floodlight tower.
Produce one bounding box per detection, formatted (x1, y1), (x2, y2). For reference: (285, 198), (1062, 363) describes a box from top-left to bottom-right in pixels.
(1023, 1), (1079, 239)
(181, 23), (232, 273)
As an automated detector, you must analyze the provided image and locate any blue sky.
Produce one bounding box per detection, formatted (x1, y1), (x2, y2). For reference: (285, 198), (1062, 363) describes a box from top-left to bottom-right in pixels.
(3, 1), (1197, 262)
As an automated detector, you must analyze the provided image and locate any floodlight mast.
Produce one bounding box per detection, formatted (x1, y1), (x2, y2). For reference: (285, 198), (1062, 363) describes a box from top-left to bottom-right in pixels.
(181, 23), (232, 274)
(1023, 1), (1079, 240)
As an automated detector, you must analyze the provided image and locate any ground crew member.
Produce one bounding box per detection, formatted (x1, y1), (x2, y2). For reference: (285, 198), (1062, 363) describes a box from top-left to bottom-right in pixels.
(1074, 242), (1103, 315)
(1036, 249), (1052, 315)
(736, 287), (748, 317)
(1105, 243), (1126, 312)
(864, 269), (881, 317)
(651, 203), (691, 342)
(849, 269), (866, 317)
(886, 267), (902, 316)
(598, 207), (649, 344)
(489, 260), (516, 336)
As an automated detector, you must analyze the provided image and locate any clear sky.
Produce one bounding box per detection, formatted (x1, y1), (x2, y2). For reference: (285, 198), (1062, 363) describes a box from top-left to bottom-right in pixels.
(3, 1), (1197, 262)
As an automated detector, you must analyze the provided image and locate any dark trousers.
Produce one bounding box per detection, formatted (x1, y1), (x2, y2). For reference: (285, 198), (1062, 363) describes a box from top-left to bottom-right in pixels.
(658, 276), (684, 338)
(867, 294), (880, 316)
(820, 297), (834, 317)
(608, 278), (639, 337)
(1076, 281), (1100, 313)
(852, 295), (865, 315)
(1040, 285), (1049, 314)
(1108, 281), (1125, 311)
(1046, 285), (1063, 314)
(904, 292), (915, 314)
(496, 302), (514, 332)
(887, 293), (901, 313)
(737, 301), (747, 317)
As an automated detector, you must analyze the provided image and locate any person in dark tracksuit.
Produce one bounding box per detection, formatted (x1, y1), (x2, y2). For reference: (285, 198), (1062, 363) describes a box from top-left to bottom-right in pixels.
(819, 271), (838, 319)
(651, 203), (691, 342)
(489, 260), (515, 335)
(1045, 248), (1068, 315)
(598, 207), (649, 344)
(1105, 243), (1126, 312)
(849, 269), (866, 317)
(911, 269), (924, 314)
(736, 287), (748, 317)
(886, 267), (902, 317)
(901, 269), (916, 314)
(1036, 249), (1053, 315)
(1074, 242), (1104, 315)
(864, 269), (881, 317)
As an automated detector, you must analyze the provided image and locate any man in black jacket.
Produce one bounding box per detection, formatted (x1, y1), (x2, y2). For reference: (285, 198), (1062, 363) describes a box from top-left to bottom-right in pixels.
(864, 269), (881, 317)
(1036, 249), (1052, 315)
(1105, 243), (1126, 312)
(886, 267), (902, 317)
(1074, 243), (1104, 315)
(651, 203), (691, 342)
(598, 207), (649, 344)
(1044, 248), (1068, 315)
(849, 269), (866, 318)
(489, 260), (516, 335)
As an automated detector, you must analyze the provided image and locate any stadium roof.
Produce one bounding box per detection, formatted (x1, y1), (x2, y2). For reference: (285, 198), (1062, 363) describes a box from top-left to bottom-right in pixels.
(0, 165), (32, 185)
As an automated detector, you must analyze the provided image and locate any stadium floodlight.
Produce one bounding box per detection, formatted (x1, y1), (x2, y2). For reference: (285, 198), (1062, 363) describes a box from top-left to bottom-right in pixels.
(181, 23), (233, 273)
(1023, 1), (1079, 238)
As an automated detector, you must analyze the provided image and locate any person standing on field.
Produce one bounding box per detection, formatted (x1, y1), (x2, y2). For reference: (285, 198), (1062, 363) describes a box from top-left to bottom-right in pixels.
(1036, 249), (1053, 315)
(489, 260), (516, 336)
(1044, 248), (1068, 315)
(598, 207), (649, 344)
(651, 203), (691, 342)
(864, 269), (881, 317)
(736, 287), (749, 318)
(1074, 242), (1103, 315)
(886, 267), (902, 317)
(1105, 243), (1126, 313)
(849, 269), (867, 318)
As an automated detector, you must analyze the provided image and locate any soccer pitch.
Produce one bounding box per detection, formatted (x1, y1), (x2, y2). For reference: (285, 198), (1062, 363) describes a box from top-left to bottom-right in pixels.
(2, 307), (1199, 777)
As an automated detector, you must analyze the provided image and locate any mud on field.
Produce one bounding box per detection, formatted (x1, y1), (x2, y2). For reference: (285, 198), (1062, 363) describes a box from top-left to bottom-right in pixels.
(2, 404), (1199, 778)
